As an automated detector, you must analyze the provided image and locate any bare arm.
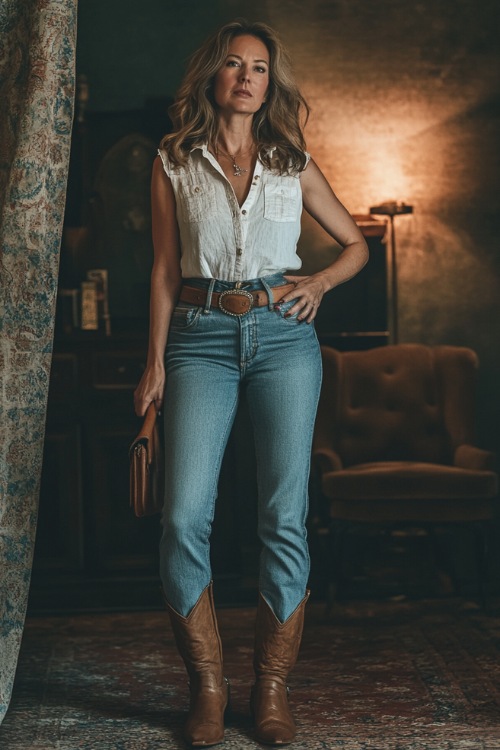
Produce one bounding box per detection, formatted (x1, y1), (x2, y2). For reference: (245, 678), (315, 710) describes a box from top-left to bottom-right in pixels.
(280, 157), (369, 323)
(133, 155), (182, 416)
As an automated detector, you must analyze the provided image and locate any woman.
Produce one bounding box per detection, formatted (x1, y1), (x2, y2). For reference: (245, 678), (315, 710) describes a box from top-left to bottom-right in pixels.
(134, 20), (368, 747)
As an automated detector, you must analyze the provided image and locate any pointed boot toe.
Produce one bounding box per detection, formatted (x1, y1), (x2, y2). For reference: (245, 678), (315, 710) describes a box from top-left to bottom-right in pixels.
(184, 676), (229, 746)
(251, 678), (296, 745)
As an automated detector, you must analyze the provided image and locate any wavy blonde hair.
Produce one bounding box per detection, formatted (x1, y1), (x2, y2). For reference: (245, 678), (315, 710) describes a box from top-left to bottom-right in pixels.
(160, 20), (310, 174)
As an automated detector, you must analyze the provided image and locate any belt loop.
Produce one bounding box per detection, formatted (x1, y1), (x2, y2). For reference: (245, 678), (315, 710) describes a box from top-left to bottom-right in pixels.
(260, 277), (275, 311)
(204, 278), (216, 314)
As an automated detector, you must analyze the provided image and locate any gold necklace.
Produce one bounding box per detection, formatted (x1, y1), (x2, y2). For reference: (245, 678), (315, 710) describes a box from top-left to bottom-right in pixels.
(216, 145), (254, 177)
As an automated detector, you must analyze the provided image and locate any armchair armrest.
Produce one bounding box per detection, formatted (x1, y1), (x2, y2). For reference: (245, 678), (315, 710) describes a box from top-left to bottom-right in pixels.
(312, 447), (344, 474)
(454, 444), (496, 471)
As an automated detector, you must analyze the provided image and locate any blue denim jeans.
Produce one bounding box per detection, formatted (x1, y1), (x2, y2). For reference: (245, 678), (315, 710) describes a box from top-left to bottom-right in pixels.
(159, 273), (322, 623)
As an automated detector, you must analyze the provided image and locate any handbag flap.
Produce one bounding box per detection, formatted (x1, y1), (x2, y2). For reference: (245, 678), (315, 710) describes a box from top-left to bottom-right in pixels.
(129, 402), (164, 517)
(130, 443), (149, 516)
(129, 402), (158, 467)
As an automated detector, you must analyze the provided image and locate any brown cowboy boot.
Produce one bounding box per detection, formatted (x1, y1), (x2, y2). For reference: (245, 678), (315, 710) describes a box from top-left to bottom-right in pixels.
(250, 591), (310, 745)
(165, 582), (229, 747)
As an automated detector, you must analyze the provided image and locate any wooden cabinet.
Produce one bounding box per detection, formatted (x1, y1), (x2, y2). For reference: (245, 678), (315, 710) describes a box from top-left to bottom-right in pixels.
(30, 335), (159, 612)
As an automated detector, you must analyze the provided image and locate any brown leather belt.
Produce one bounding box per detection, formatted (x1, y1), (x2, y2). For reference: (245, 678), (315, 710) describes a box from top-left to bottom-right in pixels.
(179, 283), (297, 317)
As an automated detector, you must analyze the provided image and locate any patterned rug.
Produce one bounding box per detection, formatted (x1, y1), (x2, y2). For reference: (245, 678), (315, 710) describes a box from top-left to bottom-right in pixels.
(1, 598), (500, 749)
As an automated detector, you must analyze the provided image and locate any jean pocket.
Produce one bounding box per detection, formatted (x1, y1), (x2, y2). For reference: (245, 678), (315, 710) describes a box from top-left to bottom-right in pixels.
(169, 304), (201, 330)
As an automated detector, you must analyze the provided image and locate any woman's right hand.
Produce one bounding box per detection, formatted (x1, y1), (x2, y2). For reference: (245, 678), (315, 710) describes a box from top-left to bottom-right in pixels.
(133, 363), (166, 417)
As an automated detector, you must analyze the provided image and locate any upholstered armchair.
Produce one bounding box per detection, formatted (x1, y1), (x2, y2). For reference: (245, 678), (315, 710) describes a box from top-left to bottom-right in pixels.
(312, 344), (498, 605)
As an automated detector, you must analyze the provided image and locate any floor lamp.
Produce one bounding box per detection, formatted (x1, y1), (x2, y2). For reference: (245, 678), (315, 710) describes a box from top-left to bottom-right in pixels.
(369, 201), (413, 344)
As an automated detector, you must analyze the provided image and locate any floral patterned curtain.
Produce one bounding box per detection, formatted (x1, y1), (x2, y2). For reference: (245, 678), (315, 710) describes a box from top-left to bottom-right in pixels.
(0, 0), (76, 723)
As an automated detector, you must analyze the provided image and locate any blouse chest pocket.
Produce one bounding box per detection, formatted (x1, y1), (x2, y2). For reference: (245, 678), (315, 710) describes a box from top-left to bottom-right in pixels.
(178, 182), (216, 223)
(263, 183), (301, 223)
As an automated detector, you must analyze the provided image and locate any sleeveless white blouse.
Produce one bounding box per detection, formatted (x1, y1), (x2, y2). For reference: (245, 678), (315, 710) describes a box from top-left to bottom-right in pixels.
(157, 145), (309, 282)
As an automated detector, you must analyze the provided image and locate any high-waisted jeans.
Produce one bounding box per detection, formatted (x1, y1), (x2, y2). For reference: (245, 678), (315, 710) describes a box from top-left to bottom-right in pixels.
(159, 272), (322, 623)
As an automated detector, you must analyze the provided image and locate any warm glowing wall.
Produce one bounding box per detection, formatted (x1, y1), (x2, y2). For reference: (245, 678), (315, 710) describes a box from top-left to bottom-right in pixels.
(278, 2), (499, 347)
(78, 0), (500, 459)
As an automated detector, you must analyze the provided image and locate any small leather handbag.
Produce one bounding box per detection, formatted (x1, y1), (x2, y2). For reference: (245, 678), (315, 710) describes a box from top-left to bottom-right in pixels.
(129, 402), (165, 517)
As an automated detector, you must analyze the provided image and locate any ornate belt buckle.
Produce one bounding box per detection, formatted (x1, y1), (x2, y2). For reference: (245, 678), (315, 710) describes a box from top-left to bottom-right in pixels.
(218, 288), (254, 317)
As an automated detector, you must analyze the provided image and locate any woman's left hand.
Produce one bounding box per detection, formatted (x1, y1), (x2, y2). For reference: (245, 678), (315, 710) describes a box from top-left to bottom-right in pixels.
(279, 274), (329, 323)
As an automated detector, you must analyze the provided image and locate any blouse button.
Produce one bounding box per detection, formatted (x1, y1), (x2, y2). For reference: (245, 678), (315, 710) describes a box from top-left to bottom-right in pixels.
(194, 186), (200, 192)
(236, 248), (243, 256)
(241, 209), (247, 215)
